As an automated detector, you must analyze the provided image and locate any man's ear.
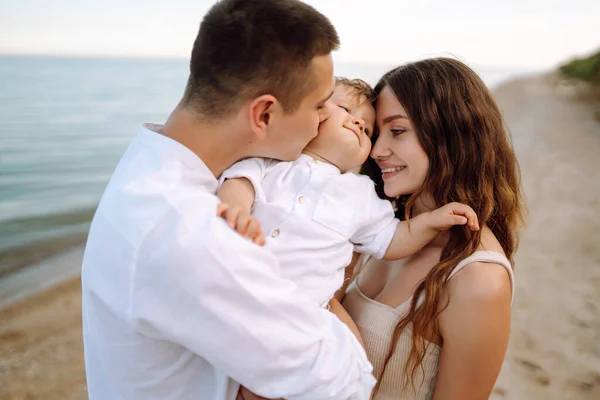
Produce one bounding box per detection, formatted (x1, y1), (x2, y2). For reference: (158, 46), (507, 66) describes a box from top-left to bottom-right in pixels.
(248, 95), (279, 140)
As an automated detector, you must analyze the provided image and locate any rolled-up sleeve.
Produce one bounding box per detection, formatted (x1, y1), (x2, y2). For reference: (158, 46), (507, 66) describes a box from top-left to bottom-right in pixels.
(218, 157), (270, 204)
(130, 196), (376, 400)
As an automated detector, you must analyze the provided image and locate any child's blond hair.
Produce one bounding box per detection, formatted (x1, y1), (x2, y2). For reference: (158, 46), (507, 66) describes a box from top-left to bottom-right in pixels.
(335, 77), (376, 103)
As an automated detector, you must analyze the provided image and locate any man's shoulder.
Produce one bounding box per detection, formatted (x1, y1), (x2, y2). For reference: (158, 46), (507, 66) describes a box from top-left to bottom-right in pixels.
(133, 192), (277, 278)
(94, 165), (220, 250)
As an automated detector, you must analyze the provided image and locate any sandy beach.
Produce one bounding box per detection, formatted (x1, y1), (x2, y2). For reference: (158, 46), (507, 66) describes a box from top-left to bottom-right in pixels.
(1, 73), (599, 399)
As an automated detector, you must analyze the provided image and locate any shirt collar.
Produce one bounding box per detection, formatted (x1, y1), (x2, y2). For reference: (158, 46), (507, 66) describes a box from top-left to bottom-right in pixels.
(138, 123), (218, 192)
(297, 153), (341, 176)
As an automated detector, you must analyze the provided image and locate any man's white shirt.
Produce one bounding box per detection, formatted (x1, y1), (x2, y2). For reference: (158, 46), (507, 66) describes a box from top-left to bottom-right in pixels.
(81, 124), (376, 400)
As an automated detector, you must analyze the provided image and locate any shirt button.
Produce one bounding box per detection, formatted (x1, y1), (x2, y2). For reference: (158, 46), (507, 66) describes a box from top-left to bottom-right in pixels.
(271, 229), (280, 238)
(298, 195), (305, 204)
(312, 159), (318, 166)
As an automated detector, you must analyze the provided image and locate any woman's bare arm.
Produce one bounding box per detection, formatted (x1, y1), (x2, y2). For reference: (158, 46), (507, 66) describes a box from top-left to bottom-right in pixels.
(433, 262), (512, 400)
(328, 296), (366, 349)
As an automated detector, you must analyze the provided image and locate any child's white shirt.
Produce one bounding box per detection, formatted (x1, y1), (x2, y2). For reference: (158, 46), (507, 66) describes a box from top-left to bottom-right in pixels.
(219, 154), (398, 306)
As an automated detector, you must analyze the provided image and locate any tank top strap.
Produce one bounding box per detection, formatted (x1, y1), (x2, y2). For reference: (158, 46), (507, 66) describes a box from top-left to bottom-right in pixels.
(448, 251), (515, 304)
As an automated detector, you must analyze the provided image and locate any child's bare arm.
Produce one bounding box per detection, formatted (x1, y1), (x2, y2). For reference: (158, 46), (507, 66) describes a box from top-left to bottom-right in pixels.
(218, 177), (256, 213)
(383, 202), (479, 260)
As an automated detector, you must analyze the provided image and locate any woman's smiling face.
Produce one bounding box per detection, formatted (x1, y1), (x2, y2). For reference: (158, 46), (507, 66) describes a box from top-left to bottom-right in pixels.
(370, 85), (429, 198)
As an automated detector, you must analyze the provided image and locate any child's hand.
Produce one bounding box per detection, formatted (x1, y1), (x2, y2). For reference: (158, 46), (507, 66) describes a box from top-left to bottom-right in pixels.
(427, 202), (479, 232)
(217, 203), (266, 246)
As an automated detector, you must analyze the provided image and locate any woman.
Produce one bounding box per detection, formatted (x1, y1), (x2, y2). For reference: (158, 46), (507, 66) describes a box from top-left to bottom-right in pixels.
(341, 58), (525, 399)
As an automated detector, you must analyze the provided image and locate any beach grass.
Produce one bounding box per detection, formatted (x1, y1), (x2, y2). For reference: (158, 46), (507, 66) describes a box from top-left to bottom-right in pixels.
(559, 50), (600, 83)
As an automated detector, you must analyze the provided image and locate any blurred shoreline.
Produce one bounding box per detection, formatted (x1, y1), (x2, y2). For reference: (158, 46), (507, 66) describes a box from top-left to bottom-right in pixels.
(1, 71), (600, 399)
(0, 209), (92, 278)
(0, 246), (84, 310)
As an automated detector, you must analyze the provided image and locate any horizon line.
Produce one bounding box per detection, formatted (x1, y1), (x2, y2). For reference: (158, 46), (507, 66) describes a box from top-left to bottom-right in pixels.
(0, 51), (546, 71)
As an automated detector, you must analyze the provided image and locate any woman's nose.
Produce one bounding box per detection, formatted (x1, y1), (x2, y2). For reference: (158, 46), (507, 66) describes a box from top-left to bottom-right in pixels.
(370, 131), (391, 159)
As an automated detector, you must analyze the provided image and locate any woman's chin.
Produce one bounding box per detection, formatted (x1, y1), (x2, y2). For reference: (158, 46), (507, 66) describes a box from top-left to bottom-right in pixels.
(384, 183), (412, 199)
(384, 186), (400, 198)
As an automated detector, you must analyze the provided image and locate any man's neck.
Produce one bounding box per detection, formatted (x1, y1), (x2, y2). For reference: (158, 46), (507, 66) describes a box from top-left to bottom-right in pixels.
(159, 105), (251, 178)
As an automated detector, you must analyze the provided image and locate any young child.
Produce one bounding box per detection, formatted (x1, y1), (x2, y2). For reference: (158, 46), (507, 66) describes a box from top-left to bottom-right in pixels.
(217, 78), (478, 308)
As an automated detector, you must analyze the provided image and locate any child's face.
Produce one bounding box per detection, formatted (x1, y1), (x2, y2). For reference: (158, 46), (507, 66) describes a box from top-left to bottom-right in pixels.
(304, 85), (375, 172)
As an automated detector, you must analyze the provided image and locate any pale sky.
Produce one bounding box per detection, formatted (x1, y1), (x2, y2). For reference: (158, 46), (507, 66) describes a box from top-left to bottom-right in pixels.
(1, 0), (598, 68)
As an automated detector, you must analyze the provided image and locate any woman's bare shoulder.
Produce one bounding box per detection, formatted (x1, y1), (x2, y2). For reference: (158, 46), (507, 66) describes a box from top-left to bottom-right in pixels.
(446, 260), (512, 304)
(476, 226), (506, 256)
(442, 227), (512, 310)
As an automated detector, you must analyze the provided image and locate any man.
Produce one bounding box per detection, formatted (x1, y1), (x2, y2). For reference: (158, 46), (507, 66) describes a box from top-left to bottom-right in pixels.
(81, 1), (375, 399)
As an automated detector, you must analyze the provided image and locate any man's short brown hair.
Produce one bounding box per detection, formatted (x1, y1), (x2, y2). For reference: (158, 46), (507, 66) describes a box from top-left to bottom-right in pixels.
(183, 0), (340, 119)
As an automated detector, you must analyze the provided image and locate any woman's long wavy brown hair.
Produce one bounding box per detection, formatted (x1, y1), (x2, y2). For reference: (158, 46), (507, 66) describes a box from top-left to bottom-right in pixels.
(361, 58), (525, 395)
